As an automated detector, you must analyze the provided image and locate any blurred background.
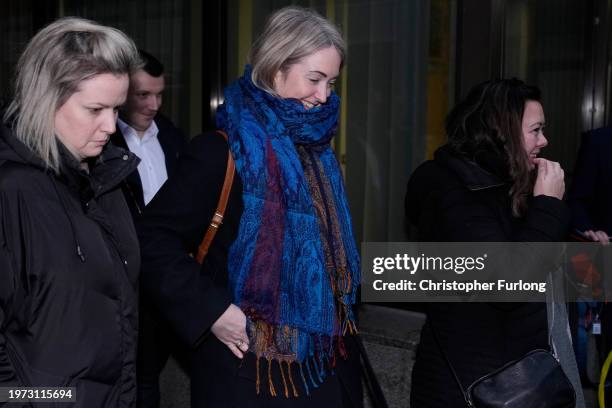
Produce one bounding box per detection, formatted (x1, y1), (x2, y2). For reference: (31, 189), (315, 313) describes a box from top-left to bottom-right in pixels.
(2, 1), (610, 406)
(4, 0), (609, 245)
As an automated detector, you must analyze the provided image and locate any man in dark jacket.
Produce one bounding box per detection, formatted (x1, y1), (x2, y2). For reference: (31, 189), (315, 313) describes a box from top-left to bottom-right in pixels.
(111, 50), (187, 217)
(110, 50), (188, 407)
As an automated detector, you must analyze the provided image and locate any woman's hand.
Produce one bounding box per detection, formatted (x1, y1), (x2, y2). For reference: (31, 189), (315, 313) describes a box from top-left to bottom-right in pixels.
(211, 303), (250, 358)
(583, 230), (610, 245)
(533, 158), (565, 200)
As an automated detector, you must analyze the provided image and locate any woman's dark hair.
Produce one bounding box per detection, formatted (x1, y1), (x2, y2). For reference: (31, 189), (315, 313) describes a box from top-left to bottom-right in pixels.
(445, 78), (542, 217)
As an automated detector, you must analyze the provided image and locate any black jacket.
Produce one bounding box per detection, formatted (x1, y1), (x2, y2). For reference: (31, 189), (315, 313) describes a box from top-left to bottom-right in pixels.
(0, 124), (141, 407)
(137, 132), (237, 349)
(111, 114), (187, 217)
(405, 146), (570, 407)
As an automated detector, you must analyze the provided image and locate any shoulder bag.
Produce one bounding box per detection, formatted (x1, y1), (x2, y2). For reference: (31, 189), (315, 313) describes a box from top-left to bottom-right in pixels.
(194, 130), (235, 264)
(429, 315), (576, 407)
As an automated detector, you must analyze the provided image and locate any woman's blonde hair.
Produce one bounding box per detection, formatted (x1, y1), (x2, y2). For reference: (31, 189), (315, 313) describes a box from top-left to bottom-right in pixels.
(248, 6), (345, 95)
(3, 17), (141, 172)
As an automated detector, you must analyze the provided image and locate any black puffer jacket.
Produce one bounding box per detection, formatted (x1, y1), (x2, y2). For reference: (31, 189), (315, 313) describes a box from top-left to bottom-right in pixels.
(0, 123), (140, 407)
(405, 146), (570, 407)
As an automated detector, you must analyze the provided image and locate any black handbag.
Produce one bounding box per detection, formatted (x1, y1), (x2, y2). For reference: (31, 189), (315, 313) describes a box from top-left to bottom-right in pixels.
(429, 321), (576, 407)
(465, 349), (576, 407)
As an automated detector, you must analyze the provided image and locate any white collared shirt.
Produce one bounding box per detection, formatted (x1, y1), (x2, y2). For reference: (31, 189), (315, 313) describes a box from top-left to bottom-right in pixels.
(118, 118), (168, 205)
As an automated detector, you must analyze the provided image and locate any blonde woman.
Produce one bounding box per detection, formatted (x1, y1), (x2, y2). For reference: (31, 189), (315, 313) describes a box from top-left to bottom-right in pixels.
(139, 6), (362, 408)
(0, 17), (141, 407)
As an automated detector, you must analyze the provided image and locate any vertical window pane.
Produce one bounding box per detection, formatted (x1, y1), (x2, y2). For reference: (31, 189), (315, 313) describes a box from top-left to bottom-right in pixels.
(504, 0), (588, 172)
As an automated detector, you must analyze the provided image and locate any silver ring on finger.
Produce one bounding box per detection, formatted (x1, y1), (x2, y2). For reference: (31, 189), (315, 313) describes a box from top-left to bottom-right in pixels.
(236, 339), (244, 348)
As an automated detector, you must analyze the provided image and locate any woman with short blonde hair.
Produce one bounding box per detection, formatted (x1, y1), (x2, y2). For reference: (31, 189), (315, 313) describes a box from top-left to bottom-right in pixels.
(0, 17), (142, 407)
(138, 6), (363, 407)
(4, 16), (141, 171)
(249, 6), (346, 95)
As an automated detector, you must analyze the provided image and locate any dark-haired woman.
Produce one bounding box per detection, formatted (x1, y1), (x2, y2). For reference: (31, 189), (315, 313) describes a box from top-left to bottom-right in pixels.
(405, 79), (584, 407)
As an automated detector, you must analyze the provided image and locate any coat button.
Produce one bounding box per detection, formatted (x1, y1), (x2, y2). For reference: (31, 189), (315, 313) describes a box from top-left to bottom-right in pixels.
(122, 154), (129, 160)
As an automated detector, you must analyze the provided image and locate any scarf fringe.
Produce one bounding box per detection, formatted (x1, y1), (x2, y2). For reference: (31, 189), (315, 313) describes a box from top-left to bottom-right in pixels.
(305, 357), (317, 388)
(267, 357), (277, 397)
(248, 308), (358, 398)
(279, 359), (289, 398)
(287, 361), (299, 397)
(299, 361), (310, 396)
(254, 347), (359, 398)
(255, 356), (261, 395)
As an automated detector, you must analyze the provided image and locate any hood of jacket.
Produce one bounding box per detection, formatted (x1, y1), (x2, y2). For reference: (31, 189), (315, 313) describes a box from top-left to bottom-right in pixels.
(434, 145), (508, 191)
(0, 122), (47, 169)
(405, 144), (509, 227)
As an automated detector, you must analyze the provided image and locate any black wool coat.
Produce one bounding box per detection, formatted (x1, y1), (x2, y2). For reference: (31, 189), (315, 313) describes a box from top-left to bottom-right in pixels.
(137, 131), (362, 408)
(0, 124), (141, 407)
(405, 146), (570, 407)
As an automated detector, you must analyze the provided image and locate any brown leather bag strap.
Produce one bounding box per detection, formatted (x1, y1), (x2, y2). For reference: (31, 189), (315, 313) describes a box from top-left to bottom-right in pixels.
(195, 130), (235, 264)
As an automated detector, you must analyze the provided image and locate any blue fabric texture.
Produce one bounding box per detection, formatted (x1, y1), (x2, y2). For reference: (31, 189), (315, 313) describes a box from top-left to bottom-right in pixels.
(216, 66), (360, 363)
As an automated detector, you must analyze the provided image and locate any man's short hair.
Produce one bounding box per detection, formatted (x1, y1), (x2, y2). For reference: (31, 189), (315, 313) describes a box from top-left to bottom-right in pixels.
(138, 49), (164, 77)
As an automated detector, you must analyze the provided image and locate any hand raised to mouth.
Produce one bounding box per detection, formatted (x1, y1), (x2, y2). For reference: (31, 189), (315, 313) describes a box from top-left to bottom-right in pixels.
(533, 158), (565, 200)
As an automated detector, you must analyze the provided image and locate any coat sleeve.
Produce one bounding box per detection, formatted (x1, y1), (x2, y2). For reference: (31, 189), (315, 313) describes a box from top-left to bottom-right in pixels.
(137, 132), (233, 348)
(0, 194), (19, 386)
(567, 131), (601, 232)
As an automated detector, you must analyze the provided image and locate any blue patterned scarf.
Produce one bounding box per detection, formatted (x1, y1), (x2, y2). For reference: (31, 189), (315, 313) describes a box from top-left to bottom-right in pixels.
(216, 66), (360, 396)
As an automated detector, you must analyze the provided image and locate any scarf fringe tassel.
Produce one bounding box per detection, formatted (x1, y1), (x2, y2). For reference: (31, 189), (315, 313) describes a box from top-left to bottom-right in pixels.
(249, 312), (358, 398)
(255, 353), (341, 398)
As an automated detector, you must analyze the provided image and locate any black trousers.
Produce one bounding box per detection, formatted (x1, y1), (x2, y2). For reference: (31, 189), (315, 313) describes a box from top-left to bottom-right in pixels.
(190, 334), (363, 408)
(137, 300), (189, 408)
